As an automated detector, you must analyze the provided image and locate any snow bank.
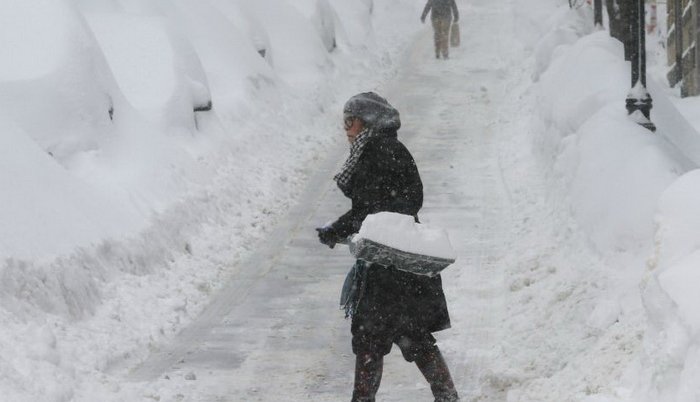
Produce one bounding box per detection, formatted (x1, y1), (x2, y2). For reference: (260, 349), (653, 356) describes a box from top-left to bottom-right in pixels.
(510, 1), (699, 400)
(84, 12), (211, 129)
(0, 0), (117, 162)
(234, 0), (331, 90)
(328, 0), (375, 50)
(514, 0), (576, 49)
(622, 170), (700, 402)
(531, 6), (595, 81)
(653, 170), (700, 271)
(0, 0), (423, 400)
(355, 212), (456, 260)
(286, 0), (338, 53)
(526, 0), (700, 399)
(0, 121), (140, 259)
(555, 105), (680, 254)
(0, 0), (147, 260)
(534, 16), (681, 261)
(163, 0), (275, 121)
(537, 31), (628, 134)
(0, 0), (398, 258)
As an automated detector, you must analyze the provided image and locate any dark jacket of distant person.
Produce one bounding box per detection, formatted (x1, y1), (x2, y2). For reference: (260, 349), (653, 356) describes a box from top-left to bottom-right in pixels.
(421, 0), (459, 22)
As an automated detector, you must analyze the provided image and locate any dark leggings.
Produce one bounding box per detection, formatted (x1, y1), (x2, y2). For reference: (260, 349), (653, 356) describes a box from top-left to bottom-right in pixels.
(432, 18), (451, 58)
(351, 334), (459, 402)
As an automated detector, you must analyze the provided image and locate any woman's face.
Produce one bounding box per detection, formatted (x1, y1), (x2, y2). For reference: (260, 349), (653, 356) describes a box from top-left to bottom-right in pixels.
(344, 116), (364, 144)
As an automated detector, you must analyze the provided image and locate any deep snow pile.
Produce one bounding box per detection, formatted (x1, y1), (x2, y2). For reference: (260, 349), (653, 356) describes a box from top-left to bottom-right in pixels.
(449, 3), (663, 399)
(501, 1), (700, 401)
(0, 0), (423, 400)
(617, 4), (700, 401)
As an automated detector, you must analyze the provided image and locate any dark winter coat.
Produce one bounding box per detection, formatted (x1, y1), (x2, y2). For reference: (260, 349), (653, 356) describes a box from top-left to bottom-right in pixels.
(421, 0), (459, 22)
(329, 129), (451, 337)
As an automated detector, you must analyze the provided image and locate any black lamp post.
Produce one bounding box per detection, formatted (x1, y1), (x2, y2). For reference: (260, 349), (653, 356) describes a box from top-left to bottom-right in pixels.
(673, 0), (683, 90)
(594, 0), (603, 27)
(625, 0), (656, 132)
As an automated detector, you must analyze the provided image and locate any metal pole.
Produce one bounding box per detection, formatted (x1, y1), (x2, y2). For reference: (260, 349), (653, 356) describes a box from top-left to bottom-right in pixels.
(594, 0), (603, 26)
(639, 0), (647, 87)
(621, 0), (636, 60)
(625, 0), (656, 131)
(607, 0), (623, 41)
(675, 0), (684, 87)
(630, 0), (640, 86)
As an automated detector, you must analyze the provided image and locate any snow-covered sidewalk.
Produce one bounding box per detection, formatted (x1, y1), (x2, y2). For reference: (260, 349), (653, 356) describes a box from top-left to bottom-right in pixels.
(96, 1), (620, 400)
(10, 0), (700, 401)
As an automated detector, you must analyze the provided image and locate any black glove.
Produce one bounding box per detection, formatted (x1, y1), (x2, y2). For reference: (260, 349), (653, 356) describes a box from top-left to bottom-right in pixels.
(316, 227), (340, 249)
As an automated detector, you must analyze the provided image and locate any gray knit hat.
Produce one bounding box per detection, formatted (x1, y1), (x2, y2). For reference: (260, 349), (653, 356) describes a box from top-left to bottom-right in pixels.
(343, 92), (401, 131)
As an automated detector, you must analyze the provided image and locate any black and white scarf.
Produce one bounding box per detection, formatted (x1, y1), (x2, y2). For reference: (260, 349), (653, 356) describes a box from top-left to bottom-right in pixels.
(333, 128), (376, 193)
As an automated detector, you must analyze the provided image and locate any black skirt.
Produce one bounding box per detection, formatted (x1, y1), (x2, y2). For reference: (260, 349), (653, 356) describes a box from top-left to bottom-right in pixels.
(350, 261), (451, 344)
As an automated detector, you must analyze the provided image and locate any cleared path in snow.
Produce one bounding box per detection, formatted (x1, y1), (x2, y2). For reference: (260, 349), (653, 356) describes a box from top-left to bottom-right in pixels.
(127, 1), (526, 400)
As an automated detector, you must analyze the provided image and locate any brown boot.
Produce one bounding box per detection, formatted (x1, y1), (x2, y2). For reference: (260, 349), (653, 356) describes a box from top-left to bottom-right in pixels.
(414, 346), (459, 402)
(351, 352), (383, 402)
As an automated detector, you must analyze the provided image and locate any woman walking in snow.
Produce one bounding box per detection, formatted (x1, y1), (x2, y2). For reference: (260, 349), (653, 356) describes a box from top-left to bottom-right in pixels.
(421, 0), (459, 59)
(316, 92), (459, 402)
